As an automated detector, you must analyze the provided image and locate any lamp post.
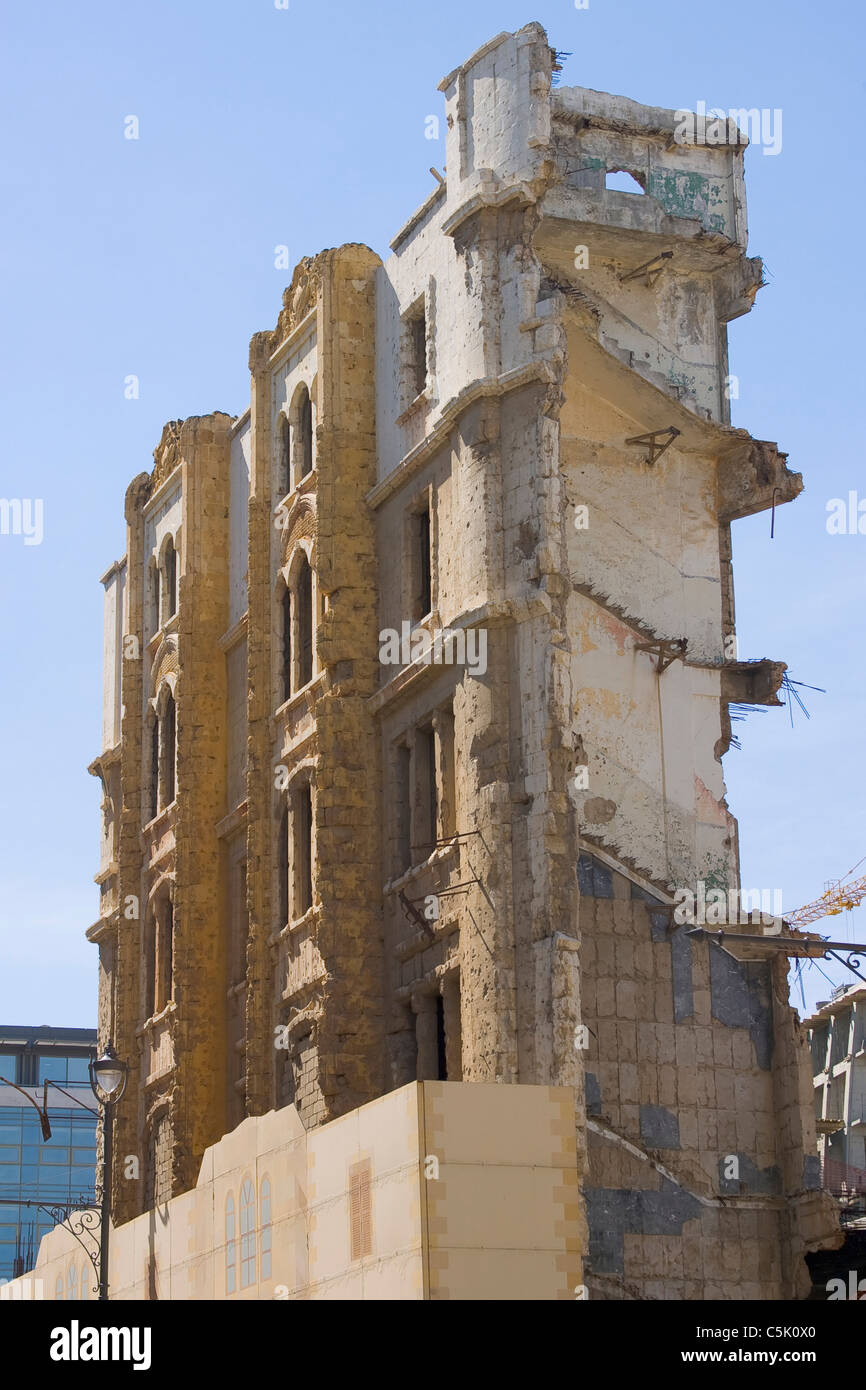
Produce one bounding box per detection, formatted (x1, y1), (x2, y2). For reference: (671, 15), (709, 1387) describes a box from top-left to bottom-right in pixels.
(88, 1043), (128, 1301)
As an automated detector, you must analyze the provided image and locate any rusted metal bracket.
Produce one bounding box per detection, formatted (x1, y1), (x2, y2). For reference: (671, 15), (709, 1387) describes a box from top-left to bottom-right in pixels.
(687, 929), (866, 985)
(410, 829), (485, 852)
(619, 250), (673, 287)
(398, 890), (430, 933)
(625, 425), (681, 465)
(634, 637), (687, 674)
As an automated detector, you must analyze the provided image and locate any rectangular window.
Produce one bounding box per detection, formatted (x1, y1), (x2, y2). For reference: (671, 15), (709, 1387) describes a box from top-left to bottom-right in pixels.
(400, 295), (429, 413)
(415, 726), (438, 855)
(151, 565), (161, 636)
(144, 917), (156, 1021)
(410, 313), (426, 399)
(155, 902), (173, 1014)
(415, 508), (431, 619)
(282, 589), (292, 703)
(38, 1056), (67, 1083)
(19, 1054), (38, 1086)
(439, 706), (456, 839)
(436, 995), (447, 1081)
(150, 718), (159, 820)
(278, 807), (289, 929)
(231, 860), (249, 984)
(293, 785), (313, 918)
(297, 561), (314, 689)
(395, 744), (411, 875)
(164, 697), (176, 806)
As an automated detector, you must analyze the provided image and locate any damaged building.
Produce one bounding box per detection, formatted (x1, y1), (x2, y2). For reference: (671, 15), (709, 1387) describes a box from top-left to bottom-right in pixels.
(75, 23), (839, 1298)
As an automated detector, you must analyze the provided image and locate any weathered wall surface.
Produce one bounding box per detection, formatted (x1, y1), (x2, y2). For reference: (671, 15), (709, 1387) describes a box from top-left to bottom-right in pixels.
(578, 853), (835, 1298)
(84, 21), (836, 1299)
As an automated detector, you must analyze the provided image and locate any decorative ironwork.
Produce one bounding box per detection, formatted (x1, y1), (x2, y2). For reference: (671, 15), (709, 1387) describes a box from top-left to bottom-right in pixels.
(1, 1197), (101, 1298)
(825, 948), (866, 984)
(50, 1205), (101, 1295)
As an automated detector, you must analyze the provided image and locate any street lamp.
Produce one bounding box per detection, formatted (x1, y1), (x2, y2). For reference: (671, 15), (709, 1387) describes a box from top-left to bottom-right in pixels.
(88, 1043), (128, 1301)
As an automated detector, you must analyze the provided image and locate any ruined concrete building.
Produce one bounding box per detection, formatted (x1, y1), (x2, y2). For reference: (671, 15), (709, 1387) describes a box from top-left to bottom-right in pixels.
(86, 24), (838, 1298)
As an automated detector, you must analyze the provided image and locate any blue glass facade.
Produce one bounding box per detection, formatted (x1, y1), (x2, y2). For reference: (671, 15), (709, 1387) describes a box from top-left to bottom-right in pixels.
(0, 1028), (98, 1282)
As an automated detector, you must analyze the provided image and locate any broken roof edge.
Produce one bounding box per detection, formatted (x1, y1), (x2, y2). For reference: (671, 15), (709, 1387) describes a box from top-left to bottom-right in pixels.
(389, 180), (447, 254)
(437, 21), (549, 93)
(553, 85), (751, 152)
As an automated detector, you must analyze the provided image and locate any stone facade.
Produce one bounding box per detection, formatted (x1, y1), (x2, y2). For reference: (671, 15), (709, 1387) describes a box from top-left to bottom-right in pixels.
(86, 23), (839, 1297)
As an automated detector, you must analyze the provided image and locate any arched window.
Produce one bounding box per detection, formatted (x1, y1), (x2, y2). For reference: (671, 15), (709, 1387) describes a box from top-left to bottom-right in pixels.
(278, 415), (291, 498)
(67, 1263), (77, 1300)
(289, 383), (314, 488)
(160, 690), (176, 808)
(164, 538), (178, 620)
(80, 1264), (88, 1300)
(260, 1177), (272, 1281)
(55, 1275), (63, 1301)
(144, 909), (156, 1019)
(149, 713), (159, 820)
(155, 899), (174, 1013)
(299, 386), (313, 479)
(281, 587), (292, 704)
(225, 1192), (236, 1295)
(240, 1179), (256, 1288)
(149, 560), (161, 636)
(296, 554), (313, 690)
(292, 783), (313, 919)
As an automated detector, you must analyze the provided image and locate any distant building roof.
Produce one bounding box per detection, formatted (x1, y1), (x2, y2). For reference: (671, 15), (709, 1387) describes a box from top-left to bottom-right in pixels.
(0, 1025), (97, 1048)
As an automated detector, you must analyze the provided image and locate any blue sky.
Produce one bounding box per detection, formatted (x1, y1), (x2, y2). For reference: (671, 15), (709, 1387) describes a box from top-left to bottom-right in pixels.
(0, 0), (862, 1026)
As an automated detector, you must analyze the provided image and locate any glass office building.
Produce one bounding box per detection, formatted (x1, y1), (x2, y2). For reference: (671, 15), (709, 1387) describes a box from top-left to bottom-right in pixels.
(0, 1026), (98, 1282)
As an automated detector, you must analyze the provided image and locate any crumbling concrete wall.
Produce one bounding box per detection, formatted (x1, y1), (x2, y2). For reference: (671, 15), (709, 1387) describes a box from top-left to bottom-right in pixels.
(367, 20), (833, 1297)
(87, 21), (836, 1298)
(579, 853), (835, 1298)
